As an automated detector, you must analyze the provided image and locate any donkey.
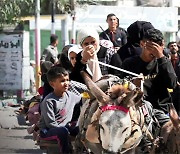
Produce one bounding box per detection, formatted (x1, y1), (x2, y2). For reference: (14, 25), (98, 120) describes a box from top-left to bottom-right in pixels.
(75, 72), (152, 154)
(150, 103), (180, 154)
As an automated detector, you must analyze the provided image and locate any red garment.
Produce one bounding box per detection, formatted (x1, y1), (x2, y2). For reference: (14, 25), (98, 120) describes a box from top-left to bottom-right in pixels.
(110, 31), (115, 42)
(38, 86), (44, 95)
(171, 57), (178, 69)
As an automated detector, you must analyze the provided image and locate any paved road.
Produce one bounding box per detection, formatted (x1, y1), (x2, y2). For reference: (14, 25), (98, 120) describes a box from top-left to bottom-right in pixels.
(0, 105), (46, 154)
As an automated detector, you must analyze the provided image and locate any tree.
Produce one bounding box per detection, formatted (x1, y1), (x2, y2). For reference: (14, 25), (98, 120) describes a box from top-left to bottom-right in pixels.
(0, 0), (107, 29)
(0, 0), (71, 29)
(0, 0), (35, 29)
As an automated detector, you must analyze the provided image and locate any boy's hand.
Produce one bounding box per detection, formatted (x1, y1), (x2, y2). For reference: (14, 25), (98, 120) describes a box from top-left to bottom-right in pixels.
(146, 41), (164, 59)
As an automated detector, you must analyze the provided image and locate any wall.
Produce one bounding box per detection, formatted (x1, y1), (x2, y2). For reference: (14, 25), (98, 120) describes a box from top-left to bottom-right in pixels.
(29, 30), (63, 60)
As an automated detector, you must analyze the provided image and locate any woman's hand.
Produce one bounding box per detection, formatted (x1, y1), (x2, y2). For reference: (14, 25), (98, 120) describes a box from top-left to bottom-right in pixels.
(82, 45), (95, 63)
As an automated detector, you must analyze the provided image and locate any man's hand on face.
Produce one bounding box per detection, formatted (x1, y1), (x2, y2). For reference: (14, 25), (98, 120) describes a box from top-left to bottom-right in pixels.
(145, 41), (164, 59)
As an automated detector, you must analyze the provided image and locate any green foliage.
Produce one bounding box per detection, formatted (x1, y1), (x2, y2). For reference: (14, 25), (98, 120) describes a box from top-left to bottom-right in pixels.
(0, 0), (77, 29)
(0, 0), (34, 29)
(40, 0), (71, 15)
(56, 0), (72, 14)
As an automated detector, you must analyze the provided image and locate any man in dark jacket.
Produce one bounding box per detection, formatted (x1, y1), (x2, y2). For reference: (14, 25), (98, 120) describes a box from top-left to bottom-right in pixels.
(121, 28), (177, 115)
(99, 13), (127, 50)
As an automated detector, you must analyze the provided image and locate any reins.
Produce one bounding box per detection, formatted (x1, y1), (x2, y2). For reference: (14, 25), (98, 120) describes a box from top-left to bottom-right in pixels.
(99, 104), (129, 113)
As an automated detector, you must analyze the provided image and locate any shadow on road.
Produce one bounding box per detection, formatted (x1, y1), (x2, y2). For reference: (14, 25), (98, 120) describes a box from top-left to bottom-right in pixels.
(16, 114), (27, 126)
(14, 149), (46, 153)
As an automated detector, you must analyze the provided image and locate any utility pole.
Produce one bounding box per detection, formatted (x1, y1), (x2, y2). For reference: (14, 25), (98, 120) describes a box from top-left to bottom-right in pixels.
(51, 0), (55, 34)
(61, 16), (69, 46)
(71, 11), (76, 44)
(70, 0), (76, 44)
(35, 0), (41, 91)
(169, 0), (177, 41)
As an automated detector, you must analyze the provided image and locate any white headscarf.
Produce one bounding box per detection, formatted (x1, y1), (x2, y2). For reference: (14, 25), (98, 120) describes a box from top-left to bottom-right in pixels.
(77, 27), (100, 46)
(67, 45), (82, 60)
(77, 27), (102, 82)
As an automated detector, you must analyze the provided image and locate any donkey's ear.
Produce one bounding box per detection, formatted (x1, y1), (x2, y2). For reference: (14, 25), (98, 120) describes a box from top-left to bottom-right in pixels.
(118, 88), (143, 108)
(169, 103), (180, 131)
(81, 71), (110, 105)
(119, 91), (136, 108)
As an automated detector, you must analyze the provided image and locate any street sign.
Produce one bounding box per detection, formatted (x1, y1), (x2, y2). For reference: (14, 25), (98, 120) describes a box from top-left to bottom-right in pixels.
(0, 32), (30, 90)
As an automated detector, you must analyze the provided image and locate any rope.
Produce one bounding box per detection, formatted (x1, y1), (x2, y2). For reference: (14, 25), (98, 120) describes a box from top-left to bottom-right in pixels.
(90, 59), (141, 77)
(90, 59), (144, 92)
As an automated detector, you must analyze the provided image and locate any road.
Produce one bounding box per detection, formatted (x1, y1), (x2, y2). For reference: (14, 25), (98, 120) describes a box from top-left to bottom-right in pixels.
(0, 104), (46, 154)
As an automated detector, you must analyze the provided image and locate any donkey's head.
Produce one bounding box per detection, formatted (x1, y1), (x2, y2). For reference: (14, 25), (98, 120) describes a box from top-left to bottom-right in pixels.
(156, 103), (180, 154)
(81, 71), (143, 153)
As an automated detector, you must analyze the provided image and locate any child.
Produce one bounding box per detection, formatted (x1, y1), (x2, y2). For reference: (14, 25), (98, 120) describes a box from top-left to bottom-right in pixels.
(68, 45), (82, 67)
(40, 61), (54, 100)
(39, 66), (82, 153)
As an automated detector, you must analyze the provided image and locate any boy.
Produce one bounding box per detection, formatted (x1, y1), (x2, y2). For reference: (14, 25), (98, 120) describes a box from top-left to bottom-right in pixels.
(120, 28), (178, 152)
(121, 28), (177, 124)
(39, 66), (82, 153)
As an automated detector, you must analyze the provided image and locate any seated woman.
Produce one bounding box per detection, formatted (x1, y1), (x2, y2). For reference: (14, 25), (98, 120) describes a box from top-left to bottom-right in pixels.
(70, 27), (115, 84)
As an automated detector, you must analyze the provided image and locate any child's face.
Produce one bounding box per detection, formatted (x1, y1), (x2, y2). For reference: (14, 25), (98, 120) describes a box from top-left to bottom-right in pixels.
(69, 51), (77, 67)
(50, 74), (69, 96)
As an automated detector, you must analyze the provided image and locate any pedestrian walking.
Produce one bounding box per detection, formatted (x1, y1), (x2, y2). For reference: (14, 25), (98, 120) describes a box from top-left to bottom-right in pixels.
(40, 34), (59, 64)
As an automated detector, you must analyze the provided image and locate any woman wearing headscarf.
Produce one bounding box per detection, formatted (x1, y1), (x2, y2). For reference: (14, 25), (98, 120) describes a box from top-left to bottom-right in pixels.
(118, 21), (154, 62)
(70, 27), (114, 83)
(58, 44), (81, 73)
(68, 45), (82, 67)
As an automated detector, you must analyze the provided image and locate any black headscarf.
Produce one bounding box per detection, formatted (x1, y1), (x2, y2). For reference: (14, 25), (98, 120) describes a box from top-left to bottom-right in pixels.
(118, 21), (154, 62)
(127, 21), (154, 44)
